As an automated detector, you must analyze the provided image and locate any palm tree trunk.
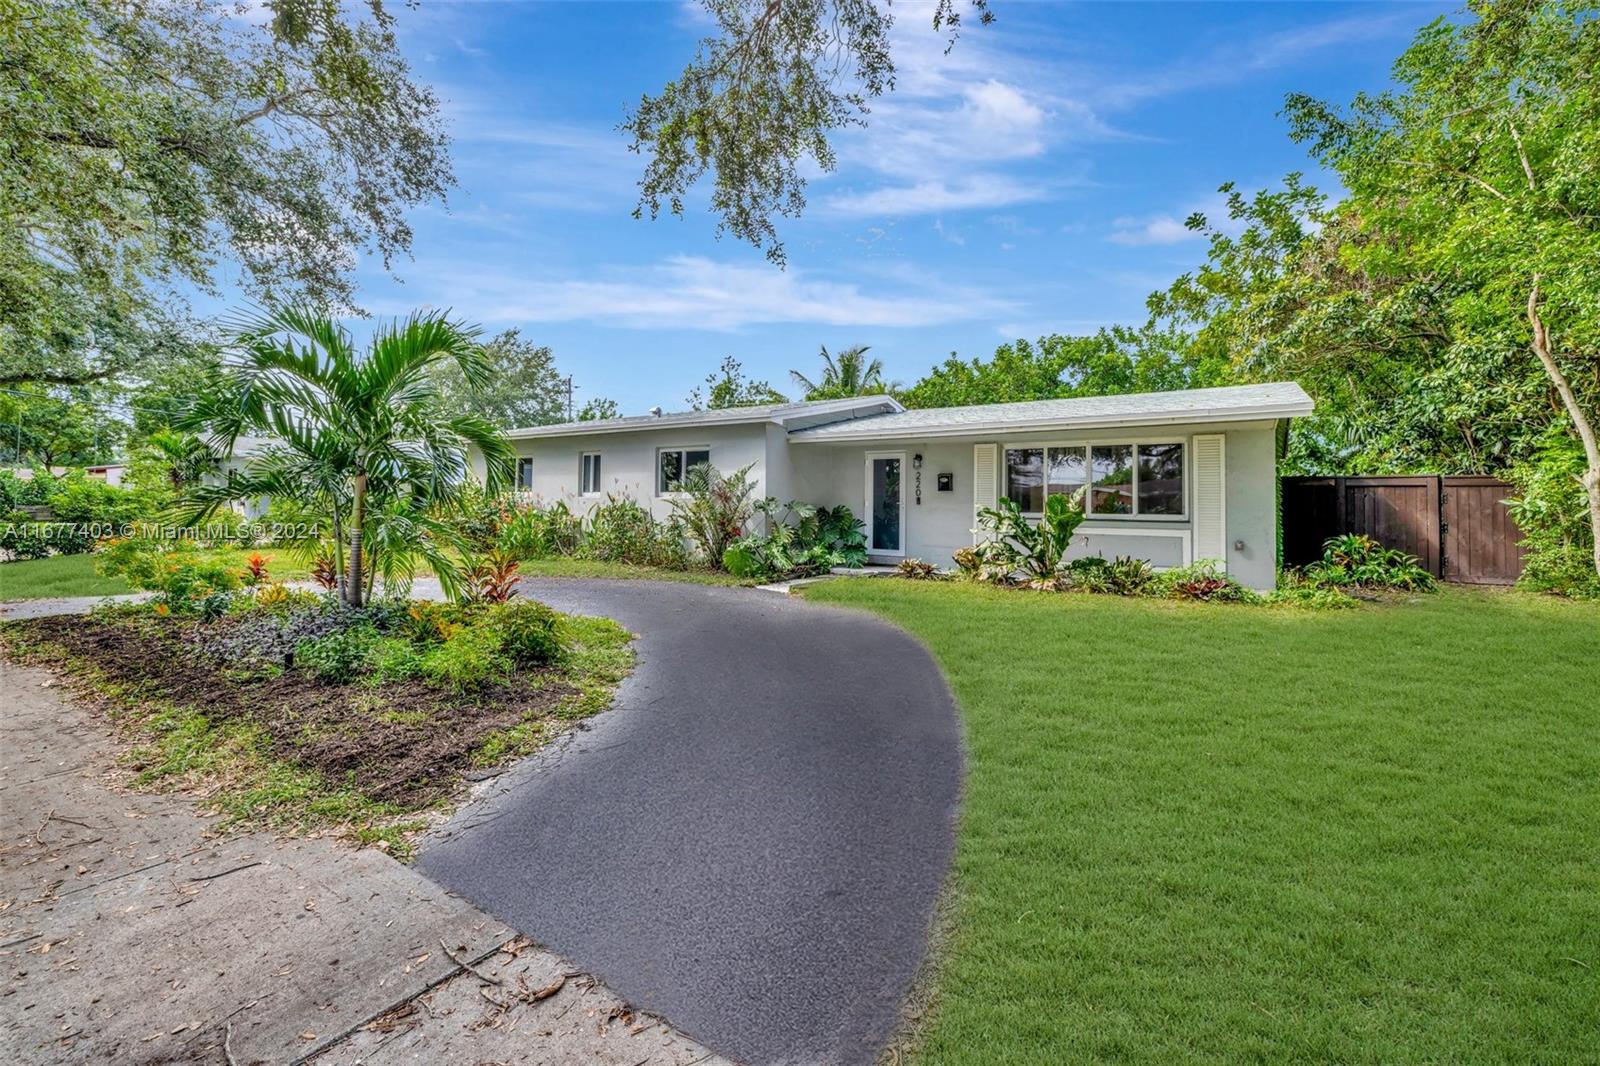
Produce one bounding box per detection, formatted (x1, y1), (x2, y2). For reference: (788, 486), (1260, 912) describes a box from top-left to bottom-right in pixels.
(347, 470), (367, 607)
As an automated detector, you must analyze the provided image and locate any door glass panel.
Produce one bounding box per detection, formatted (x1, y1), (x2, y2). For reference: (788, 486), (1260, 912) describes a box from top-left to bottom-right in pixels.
(871, 457), (902, 551)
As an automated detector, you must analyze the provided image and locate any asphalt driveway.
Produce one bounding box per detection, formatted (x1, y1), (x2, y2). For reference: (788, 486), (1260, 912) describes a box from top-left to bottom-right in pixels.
(417, 579), (964, 1066)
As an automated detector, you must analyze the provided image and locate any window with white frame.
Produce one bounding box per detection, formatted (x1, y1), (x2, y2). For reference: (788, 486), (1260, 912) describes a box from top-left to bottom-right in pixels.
(516, 457), (534, 490)
(579, 452), (602, 495)
(657, 447), (711, 494)
(1005, 442), (1184, 518)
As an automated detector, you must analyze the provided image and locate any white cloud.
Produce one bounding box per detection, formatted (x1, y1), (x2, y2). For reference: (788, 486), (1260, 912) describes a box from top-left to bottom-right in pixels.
(817, 6), (1118, 218)
(1106, 214), (1200, 246)
(384, 256), (1018, 331)
(826, 176), (1051, 218)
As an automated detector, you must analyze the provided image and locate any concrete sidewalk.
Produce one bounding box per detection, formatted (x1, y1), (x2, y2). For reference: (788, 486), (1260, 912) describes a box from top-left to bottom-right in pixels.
(0, 660), (730, 1066)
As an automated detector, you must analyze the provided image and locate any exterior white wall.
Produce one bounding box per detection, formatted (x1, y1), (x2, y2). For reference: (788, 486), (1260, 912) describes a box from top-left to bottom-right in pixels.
(503, 416), (1286, 590)
(510, 423), (774, 525)
(787, 419), (1283, 590)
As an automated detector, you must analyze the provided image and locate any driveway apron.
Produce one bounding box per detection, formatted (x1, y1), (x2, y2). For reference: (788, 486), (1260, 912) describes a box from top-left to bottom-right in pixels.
(416, 579), (964, 1066)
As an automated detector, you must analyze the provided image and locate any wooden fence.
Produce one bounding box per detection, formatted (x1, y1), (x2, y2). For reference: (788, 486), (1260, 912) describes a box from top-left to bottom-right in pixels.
(1282, 475), (1527, 585)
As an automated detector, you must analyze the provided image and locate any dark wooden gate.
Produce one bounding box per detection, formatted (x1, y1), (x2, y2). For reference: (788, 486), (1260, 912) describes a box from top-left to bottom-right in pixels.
(1441, 477), (1527, 584)
(1282, 475), (1524, 584)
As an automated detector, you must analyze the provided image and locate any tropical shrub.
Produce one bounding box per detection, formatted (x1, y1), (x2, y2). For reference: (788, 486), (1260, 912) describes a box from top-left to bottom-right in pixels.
(896, 558), (941, 580)
(365, 636), (425, 683)
(668, 462), (757, 568)
(1150, 560), (1259, 602)
(0, 515), (51, 560)
(580, 494), (685, 567)
(721, 541), (763, 578)
(797, 504), (868, 568)
(454, 481), (509, 552)
(297, 624), (385, 683)
(399, 600), (459, 645)
(497, 499), (583, 559)
(462, 550), (521, 604)
(951, 546), (983, 579)
(1064, 555), (1155, 595)
(724, 500), (869, 579)
(1507, 438), (1600, 598)
(1301, 534), (1435, 591)
(420, 623), (512, 692)
(486, 600), (568, 666)
(974, 489), (1088, 586)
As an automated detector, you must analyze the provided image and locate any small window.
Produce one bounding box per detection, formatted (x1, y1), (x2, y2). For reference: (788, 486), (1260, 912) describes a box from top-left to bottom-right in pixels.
(580, 453), (602, 495)
(1004, 448), (1044, 512)
(516, 457), (534, 490)
(1137, 443), (1184, 515)
(657, 448), (711, 494)
(1090, 444), (1133, 515)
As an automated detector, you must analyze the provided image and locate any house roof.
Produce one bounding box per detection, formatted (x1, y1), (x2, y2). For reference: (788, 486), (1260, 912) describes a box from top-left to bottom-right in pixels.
(787, 382), (1314, 442)
(506, 395), (903, 439)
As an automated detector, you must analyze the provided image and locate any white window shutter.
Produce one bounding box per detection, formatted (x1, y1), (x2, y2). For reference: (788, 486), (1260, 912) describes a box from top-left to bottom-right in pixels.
(972, 443), (998, 544)
(1192, 433), (1226, 565)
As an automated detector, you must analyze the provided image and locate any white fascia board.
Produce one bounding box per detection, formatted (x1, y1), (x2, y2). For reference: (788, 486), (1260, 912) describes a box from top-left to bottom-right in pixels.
(787, 402), (1313, 443)
(507, 396), (903, 440)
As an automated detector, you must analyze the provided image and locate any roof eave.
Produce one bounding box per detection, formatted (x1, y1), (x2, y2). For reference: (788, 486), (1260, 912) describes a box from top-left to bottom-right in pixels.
(788, 402), (1315, 443)
(506, 396), (904, 440)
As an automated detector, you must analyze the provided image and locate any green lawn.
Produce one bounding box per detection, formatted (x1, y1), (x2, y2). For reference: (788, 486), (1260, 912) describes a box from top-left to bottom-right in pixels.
(801, 580), (1600, 1064)
(0, 554), (132, 601)
(0, 548), (312, 602)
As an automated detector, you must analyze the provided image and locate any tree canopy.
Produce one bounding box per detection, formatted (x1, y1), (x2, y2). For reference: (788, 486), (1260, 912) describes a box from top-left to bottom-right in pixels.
(790, 344), (895, 399)
(0, 0), (451, 387)
(1145, 0), (1598, 577)
(899, 327), (1216, 410)
(431, 329), (567, 430)
(625, 0), (991, 265)
(687, 355), (789, 410)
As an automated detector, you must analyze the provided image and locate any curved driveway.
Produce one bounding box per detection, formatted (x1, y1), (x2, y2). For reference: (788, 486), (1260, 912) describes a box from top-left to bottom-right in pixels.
(417, 579), (963, 1066)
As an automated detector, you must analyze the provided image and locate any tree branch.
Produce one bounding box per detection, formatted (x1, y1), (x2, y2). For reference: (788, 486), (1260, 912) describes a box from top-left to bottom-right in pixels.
(0, 367), (119, 387)
(1528, 276), (1600, 578)
(1506, 119), (1536, 191)
(1395, 159), (1509, 201)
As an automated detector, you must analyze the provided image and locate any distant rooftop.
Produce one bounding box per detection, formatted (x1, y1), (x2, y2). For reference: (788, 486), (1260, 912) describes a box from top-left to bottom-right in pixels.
(507, 395), (903, 439)
(787, 382), (1314, 442)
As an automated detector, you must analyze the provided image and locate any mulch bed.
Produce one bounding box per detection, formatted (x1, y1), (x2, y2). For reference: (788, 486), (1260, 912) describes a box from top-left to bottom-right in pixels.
(9, 613), (576, 809)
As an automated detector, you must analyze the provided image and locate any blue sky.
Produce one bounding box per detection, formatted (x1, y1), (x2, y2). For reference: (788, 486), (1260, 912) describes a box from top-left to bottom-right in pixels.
(334, 0), (1453, 416)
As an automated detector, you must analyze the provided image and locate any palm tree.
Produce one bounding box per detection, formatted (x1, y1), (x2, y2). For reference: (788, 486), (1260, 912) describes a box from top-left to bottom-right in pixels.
(180, 305), (515, 606)
(143, 428), (220, 489)
(789, 344), (897, 400)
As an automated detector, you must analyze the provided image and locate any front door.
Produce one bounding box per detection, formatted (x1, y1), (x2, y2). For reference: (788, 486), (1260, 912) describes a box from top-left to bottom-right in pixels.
(865, 452), (905, 557)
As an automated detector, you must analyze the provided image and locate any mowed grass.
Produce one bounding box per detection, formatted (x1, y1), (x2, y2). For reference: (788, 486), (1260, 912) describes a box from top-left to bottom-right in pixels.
(0, 554), (131, 600)
(0, 548), (312, 602)
(801, 580), (1600, 1064)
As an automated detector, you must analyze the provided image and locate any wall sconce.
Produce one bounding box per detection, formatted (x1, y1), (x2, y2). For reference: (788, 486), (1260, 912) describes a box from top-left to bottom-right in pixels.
(912, 453), (923, 506)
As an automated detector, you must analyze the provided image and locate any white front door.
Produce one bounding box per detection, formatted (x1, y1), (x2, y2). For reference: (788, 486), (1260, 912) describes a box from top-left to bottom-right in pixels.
(864, 452), (906, 557)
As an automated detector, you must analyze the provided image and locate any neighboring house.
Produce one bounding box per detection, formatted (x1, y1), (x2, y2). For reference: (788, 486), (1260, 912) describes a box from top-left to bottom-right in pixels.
(6, 463), (129, 487)
(496, 383), (1315, 590)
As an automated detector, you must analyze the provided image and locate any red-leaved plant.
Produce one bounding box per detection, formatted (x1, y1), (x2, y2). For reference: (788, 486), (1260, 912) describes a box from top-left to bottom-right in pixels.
(464, 551), (521, 604)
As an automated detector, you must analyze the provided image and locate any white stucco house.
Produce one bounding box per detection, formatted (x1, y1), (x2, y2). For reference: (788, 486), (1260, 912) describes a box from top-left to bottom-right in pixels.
(494, 382), (1314, 591)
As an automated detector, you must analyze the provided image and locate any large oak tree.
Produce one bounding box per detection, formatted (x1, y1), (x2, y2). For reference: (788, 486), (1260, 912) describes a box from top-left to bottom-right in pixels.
(1, 0), (451, 387)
